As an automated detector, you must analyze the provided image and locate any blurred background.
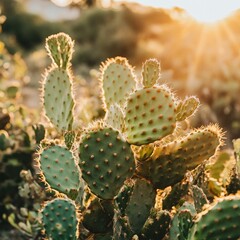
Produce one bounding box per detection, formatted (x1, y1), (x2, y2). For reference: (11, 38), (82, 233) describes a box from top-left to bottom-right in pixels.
(0, 0), (240, 238)
(1, 0), (240, 142)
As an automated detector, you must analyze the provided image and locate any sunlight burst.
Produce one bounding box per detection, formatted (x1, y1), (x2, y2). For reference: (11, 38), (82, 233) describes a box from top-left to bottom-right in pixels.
(51, 0), (72, 7)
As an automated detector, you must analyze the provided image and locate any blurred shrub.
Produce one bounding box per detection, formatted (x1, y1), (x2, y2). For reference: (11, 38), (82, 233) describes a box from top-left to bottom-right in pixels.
(71, 7), (138, 66)
(0, 0), (65, 52)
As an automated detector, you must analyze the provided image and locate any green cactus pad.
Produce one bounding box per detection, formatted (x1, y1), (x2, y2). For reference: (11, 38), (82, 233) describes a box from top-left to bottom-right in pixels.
(176, 96), (200, 121)
(79, 127), (135, 199)
(46, 32), (74, 69)
(113, 209), (133, 240)
(191, 185), (209, 213)
(141, 209), (171, 240)
(189, 196), (240, 240)
(43, 68), (75, 131)
(124, 86), (176, 145)
(38, 145), (80, 196)
(124, 178), (156, 234)
(137, 125), (222, 189)
(104, 104), (125, 133)
(115, 182), (134, 216)
(141, 58), (161, 88)
(42, 198), (79, 240)
(100, 57), (136, 109)
(169, 202), (196, 240)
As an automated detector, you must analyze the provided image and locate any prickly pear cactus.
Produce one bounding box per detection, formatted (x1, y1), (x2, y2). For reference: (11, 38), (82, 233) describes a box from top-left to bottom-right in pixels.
(35, 33), (232, 240)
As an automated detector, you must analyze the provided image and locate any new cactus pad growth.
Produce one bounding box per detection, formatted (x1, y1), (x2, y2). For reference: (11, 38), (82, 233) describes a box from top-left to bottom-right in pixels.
(35, 33), (237, 240)
(141, 58), (161, 88)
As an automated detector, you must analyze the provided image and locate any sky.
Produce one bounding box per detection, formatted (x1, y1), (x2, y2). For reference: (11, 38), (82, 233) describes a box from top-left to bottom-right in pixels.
(114, 0), (240, 22)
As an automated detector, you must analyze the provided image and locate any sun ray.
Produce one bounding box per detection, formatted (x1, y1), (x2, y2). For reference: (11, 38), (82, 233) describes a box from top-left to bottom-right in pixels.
(221, 21), (240, 56)
(186, 25), (208, 91)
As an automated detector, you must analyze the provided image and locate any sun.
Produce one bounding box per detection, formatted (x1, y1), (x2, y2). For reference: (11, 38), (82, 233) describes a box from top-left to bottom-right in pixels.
(51, 0), (72, 7)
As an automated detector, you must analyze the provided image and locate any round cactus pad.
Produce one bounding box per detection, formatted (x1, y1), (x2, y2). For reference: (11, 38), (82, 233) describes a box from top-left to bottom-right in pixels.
(125, 87), (176, 145)
(79, 127), (135, 199)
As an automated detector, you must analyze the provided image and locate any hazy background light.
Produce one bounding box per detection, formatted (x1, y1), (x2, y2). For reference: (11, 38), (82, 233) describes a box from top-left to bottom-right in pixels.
(114, 0), (240, 23)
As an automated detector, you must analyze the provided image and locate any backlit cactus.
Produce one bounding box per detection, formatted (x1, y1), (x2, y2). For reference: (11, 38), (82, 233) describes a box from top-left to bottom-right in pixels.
(35, 33), (237, 240)
(37, 145), (81, 197)
(124, 86), (176, 145)
(100, 57), (136, 109)
(137, 125), (222, 188)
(42, 33), (75, 131)
(79, 127), (135, 199)
(42, 198), (79, 240)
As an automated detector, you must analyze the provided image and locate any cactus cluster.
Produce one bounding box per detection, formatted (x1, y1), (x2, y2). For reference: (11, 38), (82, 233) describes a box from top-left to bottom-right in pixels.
(35, 33), (240, 240)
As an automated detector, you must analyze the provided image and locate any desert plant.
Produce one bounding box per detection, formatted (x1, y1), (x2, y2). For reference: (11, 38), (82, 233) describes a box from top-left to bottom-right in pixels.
(33, 32), (240, 240)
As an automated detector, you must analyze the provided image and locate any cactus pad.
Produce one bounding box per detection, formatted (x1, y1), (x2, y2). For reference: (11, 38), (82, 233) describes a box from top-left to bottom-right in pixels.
(169, 202), (196, 240)
(104, 104), (125, 133)
(191, 185), (209, 213)
(141, 209), (171, 240)
(100, 57), (136, 109)
(124, 86), (176, 145)
(141, 58), (161, 88)
(137, 125), (222, 188)
(46, 32), (74, 69)
(189, 196), (240, 240)
(42, 198), (79, 240)
(176, 96), (200, 121)
(43, 68), (75, 131)
(38, 145), (80, 195)
(79, 127), (135, 199)
(124, 178), (156, 234)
